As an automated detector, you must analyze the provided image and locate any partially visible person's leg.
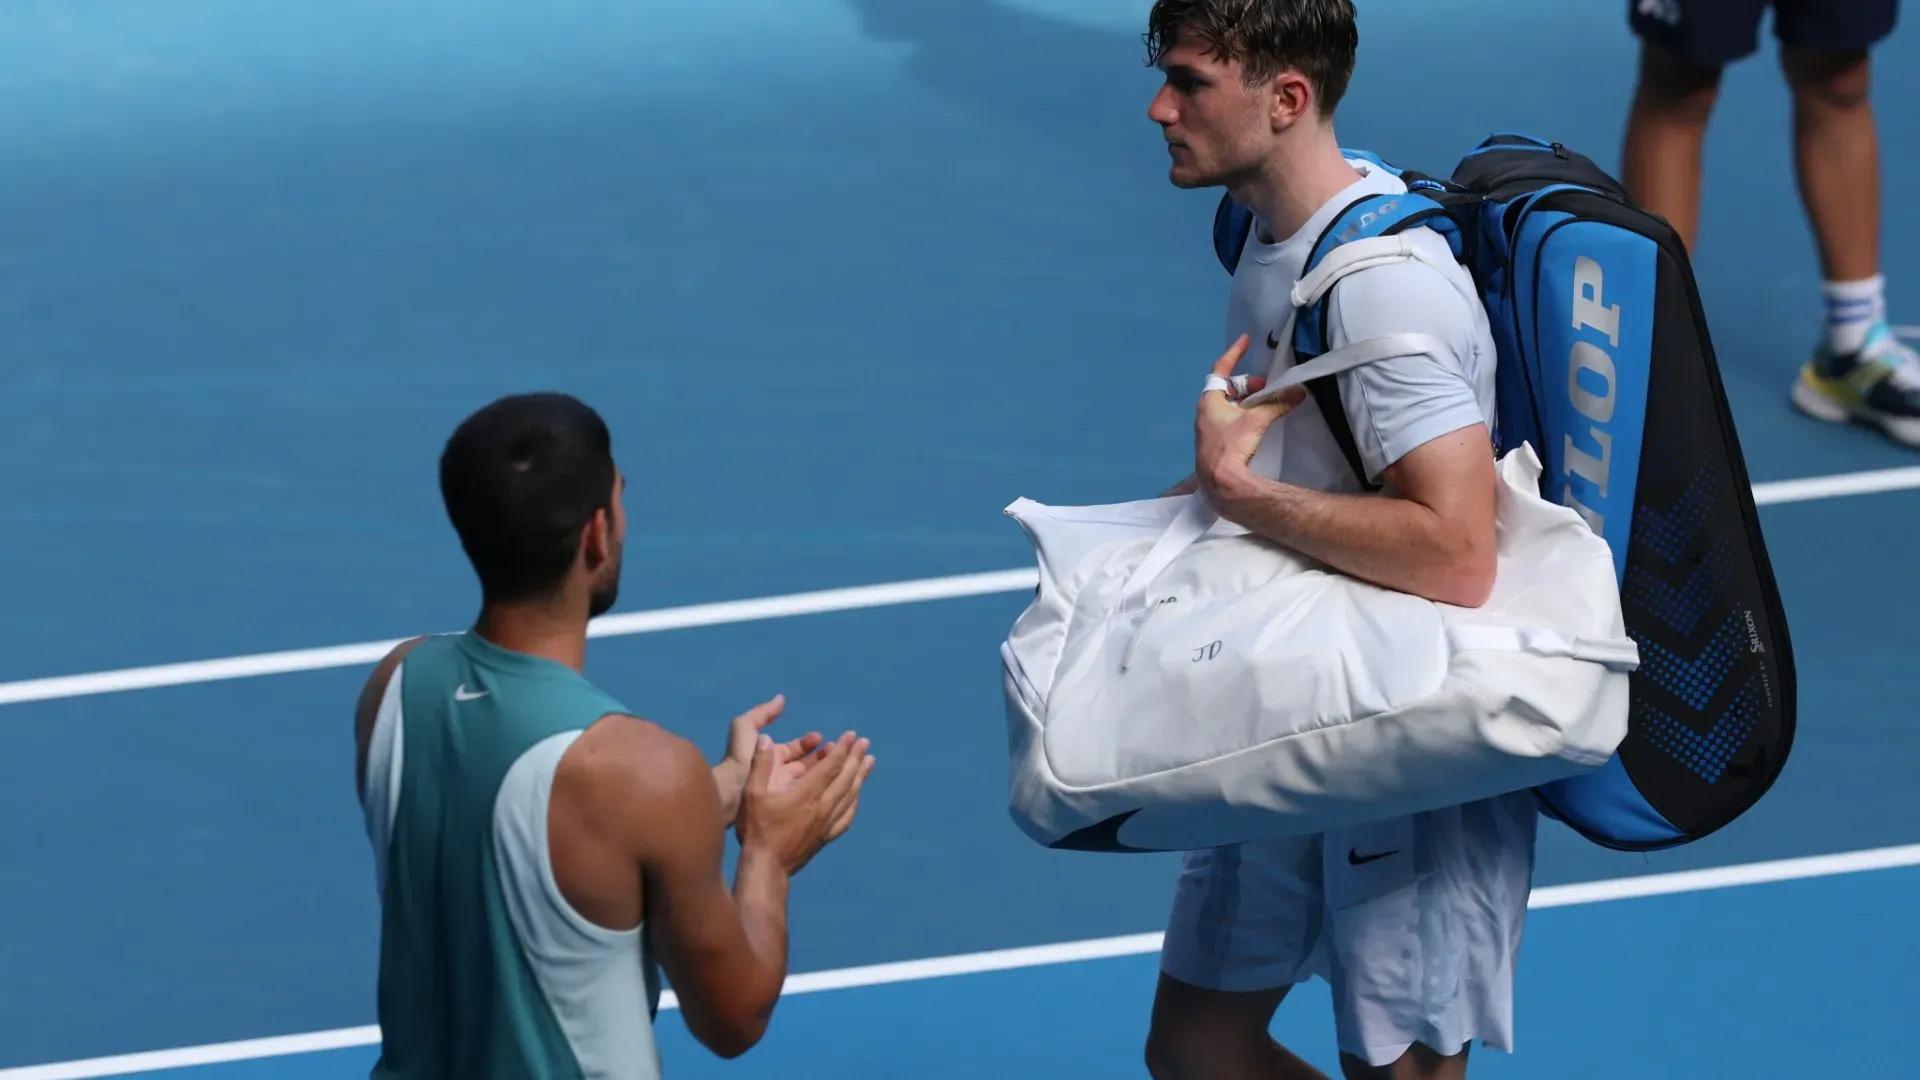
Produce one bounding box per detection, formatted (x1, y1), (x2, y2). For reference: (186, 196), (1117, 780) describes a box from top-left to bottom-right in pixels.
(1320, 795), (1538, 1080)
(1619, 0), (1769, 249)
(1622, 43), (1726, 251)
(1776, 0), (1920, 445)
(1782, 46), (1881, 291)
(1147, 975), (1329, 1080)
(1151, 838), (1333, 1079)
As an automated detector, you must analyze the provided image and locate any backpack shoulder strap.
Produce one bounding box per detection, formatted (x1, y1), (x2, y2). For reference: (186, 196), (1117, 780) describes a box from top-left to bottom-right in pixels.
(1212, 193), (1256, 275)
(1292, 190), (1461, 490)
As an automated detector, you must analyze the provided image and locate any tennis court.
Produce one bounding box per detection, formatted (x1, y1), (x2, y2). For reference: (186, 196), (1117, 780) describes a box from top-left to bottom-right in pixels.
(1, 0), (1916, 1076)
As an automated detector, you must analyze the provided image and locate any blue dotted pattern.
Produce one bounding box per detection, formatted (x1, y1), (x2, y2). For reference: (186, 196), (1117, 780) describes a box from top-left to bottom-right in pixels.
(1624, 459), (1774, 783)
(1638, 677), (1761, 783)
(1633, 464), (1717, 565)
(1635, 612), (1743, 711)
(1624, 538), (1731, 638)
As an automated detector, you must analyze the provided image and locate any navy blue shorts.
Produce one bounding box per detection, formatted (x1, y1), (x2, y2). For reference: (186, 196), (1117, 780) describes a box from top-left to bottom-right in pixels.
(1630, 0), (1900, 67)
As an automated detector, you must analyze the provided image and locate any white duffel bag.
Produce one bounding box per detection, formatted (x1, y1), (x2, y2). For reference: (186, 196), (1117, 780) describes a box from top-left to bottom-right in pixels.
(998, 314), (1639, 853)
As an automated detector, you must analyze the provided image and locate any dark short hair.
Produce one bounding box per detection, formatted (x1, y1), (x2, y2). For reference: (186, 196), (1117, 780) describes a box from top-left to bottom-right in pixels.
(1144, 0), (1359, 119)
(438, 392), (616, 603)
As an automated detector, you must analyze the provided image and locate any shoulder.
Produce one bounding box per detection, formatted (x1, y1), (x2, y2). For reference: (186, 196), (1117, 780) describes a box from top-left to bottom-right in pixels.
(553, 714), (720, 844)
(1315, 229), (1495, 478)
(355, 636), (432, 710)
(565, 713), (708, 790)
(1325, 237), (1480, 346)
(353, 635), (432, 798)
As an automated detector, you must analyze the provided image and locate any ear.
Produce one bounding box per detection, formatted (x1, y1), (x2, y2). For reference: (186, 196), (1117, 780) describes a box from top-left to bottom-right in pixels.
(580, 508), (611, 570)
(1265, 69), (1318, 130)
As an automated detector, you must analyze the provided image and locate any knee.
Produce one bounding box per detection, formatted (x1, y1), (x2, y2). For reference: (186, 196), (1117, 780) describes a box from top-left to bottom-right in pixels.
(1633, 41), (1723, 121)
(1144, 1016), (1247, 1080)
(1147, 973), (1295, 1078)
(1783, 49), (1872, 111)
(1143, 1023), (1195, 1080)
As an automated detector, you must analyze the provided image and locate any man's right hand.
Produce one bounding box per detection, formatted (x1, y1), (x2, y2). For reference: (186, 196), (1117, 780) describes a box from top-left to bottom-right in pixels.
(1164, 362), (1271, 496)
(736, 731), (872, 876)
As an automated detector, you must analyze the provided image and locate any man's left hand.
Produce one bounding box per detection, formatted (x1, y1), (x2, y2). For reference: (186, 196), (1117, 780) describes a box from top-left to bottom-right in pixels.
(1194, 334), (1305, 511)
(714, 695), (822, 825)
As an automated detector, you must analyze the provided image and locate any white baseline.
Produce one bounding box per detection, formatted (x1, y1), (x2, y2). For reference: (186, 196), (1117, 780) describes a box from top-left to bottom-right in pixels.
(4, 842), (1917, 1080)
(0, 462), (1916, 708)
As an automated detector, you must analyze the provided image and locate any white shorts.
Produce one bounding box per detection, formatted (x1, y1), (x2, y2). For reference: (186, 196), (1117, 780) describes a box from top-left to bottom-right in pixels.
(1159, 791), (1539, 1068)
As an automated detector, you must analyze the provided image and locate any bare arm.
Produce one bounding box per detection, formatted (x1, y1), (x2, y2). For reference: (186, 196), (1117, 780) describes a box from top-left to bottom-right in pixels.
(1192, 335), (1498, 608)
(1204, 423), (1498, 607)
(565, 719), (870, 1059)
(630, 734), (792, 1058)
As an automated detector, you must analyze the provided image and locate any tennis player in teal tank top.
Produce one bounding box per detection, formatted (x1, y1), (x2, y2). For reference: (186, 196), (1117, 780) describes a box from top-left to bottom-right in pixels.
(353, 393), (876, 1079)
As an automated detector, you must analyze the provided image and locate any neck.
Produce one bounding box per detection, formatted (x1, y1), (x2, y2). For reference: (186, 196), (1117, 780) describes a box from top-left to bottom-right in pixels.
(472, 594), (591, 673)
(1235, 123), (1362, 244)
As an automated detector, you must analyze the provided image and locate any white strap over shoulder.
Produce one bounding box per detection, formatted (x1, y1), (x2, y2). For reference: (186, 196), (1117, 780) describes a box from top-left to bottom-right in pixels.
(1292, 234), (1417, 308)
(1241, 332), (1451, 408)
(1290, 234), (1464, 310)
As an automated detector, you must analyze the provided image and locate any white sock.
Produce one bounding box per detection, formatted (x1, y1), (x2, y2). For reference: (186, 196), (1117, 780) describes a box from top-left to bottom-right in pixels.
(1824, 274), (1885, 355)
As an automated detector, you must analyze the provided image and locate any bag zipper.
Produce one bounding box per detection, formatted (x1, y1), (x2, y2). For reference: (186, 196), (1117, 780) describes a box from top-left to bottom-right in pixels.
(1121, 595), (1178, 673)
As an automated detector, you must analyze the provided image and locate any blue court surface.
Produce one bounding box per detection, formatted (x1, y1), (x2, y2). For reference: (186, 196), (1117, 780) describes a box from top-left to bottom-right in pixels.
(2, 0), (1918, 1077)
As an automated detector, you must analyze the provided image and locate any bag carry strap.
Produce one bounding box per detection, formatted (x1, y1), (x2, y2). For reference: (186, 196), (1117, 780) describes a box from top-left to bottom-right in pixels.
(1114, 330), (1451, 611)
(1446, 625), (1642, 671)
(1240, 331), (1454, 409)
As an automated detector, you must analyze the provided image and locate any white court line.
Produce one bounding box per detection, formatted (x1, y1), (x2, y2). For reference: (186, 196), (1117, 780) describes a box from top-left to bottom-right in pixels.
(6, 842), (1917, 1080)
(0, 569), (1039, 707)
(1749, 464), (1920, 507)
(0, 463), (1917, 708)
(0, 1028), (387, 1080)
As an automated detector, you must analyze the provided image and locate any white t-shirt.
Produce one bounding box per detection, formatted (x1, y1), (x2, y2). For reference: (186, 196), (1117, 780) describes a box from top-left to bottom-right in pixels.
(1225, 159), (1497, 493)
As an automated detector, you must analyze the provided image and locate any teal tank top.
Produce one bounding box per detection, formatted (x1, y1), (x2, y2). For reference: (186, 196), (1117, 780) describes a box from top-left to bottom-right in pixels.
(359, 631), (664, 1079)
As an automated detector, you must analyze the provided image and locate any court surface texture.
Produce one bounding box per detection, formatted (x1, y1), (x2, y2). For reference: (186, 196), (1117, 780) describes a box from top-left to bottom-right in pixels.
(1, 0), (1917, 1077)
